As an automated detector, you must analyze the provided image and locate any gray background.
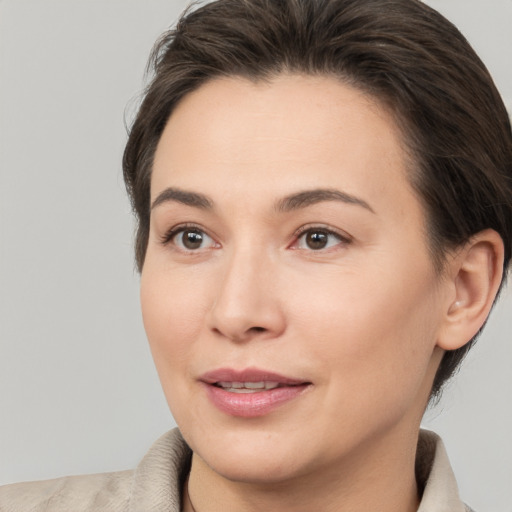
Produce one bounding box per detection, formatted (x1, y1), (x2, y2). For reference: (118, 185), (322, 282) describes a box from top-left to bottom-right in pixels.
(0, 1), (511, 510)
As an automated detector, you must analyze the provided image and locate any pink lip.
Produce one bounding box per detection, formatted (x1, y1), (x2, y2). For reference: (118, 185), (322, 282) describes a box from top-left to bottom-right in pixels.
(200, 367), (311, 418)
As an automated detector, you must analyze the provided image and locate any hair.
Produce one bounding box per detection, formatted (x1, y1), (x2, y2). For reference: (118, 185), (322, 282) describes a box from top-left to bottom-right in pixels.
(123, 0), (512, 398)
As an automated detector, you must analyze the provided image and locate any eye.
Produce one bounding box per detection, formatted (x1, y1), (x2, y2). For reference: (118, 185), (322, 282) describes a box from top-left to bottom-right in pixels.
(164, 226), (218, 252)
(294, 227), (349, 251)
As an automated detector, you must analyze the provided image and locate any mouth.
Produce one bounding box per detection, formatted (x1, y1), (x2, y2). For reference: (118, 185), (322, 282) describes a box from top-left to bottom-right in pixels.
(200, 368), (311, 417)
(213, 381), (289, 393)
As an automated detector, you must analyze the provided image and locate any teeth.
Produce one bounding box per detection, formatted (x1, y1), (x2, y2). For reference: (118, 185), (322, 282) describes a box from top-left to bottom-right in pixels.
(216, 381), (281, 392)
(245, 382), (265, 389)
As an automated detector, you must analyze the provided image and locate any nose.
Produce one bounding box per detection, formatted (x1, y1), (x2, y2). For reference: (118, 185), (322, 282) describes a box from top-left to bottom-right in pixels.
(207, 247), (286, 343)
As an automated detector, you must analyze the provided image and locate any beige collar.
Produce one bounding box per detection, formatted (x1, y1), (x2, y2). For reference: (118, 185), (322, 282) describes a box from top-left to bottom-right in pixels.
(129, 428), (469, 512)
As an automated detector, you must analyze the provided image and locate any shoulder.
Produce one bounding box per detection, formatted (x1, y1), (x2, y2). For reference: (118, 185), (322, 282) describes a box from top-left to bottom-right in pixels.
(0, 429), (191, 512)
(0, 470), (133, 512)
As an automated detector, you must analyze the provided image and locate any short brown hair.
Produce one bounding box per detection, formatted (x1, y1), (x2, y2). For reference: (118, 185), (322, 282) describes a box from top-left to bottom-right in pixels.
(123, 0), (512, 397)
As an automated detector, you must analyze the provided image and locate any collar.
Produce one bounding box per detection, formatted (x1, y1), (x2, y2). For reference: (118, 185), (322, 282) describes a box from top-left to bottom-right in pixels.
(128, 428), (468, 512)
(417, 429), (468, 512)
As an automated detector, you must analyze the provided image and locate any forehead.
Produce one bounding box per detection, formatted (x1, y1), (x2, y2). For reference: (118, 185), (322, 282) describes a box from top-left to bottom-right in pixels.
(151, 74), (418, 223)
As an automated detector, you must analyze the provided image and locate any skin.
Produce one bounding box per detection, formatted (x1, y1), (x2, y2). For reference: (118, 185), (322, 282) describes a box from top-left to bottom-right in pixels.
(140, 74), (503, 512)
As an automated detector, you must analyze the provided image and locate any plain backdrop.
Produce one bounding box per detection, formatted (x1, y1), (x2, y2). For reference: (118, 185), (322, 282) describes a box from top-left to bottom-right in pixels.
(0, 1), (511, 510)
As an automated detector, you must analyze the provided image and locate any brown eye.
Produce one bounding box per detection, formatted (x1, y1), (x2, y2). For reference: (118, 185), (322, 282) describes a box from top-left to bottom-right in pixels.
(170, 228), (216, 251)
(181, 230), (204, 249)
(305, 231), (329, 250)
(295, 228), (347, 251)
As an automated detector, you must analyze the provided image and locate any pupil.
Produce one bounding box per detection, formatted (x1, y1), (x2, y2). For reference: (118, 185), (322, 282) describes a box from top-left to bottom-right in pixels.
(306, 231), (328, 250)
(183, 230), (203, 249)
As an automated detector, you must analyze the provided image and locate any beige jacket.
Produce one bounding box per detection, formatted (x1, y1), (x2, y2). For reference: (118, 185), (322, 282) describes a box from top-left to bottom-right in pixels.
(0, 429), (473, 512)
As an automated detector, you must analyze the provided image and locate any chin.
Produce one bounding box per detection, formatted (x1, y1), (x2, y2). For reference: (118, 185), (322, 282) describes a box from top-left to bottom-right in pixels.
(182, 419), (317, 484)
(200, 442), (310, 484)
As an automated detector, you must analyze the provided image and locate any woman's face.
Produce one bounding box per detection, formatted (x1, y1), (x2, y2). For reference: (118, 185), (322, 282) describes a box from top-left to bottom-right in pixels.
(141, 75), (449, 483)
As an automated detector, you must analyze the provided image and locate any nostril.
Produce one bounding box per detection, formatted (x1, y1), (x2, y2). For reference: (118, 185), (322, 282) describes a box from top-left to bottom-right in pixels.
(250, 326), (266, 333)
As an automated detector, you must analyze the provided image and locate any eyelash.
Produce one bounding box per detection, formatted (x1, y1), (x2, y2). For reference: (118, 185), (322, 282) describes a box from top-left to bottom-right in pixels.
(160, 223), (352, 253)
(291, 225), (352, 251)
(160, 223), (218, 251)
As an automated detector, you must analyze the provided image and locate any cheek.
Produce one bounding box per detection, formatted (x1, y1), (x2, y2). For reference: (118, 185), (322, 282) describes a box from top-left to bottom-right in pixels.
(291, 262), (441, 400)
(139, 264), (212, 375)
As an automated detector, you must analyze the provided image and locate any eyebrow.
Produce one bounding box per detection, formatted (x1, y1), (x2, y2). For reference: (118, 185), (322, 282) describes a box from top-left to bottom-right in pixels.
(151, 187), (214, 211)
(151, 186), (374, 214)
(275, 188), (375, 214)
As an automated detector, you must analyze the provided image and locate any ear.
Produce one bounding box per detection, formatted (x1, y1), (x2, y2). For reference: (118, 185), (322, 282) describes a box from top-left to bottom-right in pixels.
(437, 229), (505, 351)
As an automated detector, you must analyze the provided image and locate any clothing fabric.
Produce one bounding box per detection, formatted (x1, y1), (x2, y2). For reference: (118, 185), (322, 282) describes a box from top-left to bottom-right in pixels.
(0, 428), (474, 512)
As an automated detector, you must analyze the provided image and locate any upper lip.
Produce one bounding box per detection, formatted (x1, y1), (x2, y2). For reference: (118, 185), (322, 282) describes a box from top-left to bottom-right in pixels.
(200, 367), (309, 386)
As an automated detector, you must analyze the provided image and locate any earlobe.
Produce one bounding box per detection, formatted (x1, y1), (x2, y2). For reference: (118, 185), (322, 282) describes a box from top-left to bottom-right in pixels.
(437, 229), (505, 351)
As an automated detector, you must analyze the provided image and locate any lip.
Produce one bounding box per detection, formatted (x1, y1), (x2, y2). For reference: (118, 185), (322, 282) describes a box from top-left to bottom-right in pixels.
(199, 367), (311, 418)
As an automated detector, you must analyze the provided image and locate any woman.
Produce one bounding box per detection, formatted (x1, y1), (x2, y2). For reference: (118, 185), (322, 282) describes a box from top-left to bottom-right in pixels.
(1, 0), (511, 510)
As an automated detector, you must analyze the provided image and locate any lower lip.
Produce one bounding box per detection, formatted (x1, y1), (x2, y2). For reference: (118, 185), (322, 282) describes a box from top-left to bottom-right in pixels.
(203, 383), (310, 418)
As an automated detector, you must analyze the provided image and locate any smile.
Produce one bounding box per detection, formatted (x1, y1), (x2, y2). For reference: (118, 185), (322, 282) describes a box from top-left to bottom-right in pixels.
(214, 381), (282, 393)
(200, 368), (311, 417)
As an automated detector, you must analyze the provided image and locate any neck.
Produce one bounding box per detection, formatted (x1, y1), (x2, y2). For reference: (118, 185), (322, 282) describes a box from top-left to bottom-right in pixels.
(184, 426), (421, 512)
